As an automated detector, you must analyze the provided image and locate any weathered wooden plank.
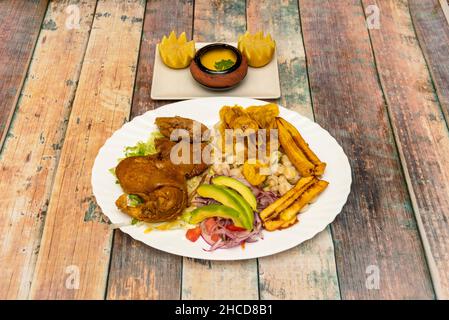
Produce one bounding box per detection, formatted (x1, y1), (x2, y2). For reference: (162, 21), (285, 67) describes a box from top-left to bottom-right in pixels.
(0, 0), (96, 300)
(181, 0), (259, 300)
(106, 0), (194, 300)
(438, 0), (449, 26)
(192, 0), (246, 42)
(182, 259), (259, 300)
(362, 0), (449, 299)
(299, 0), (434, 299)
(129, 0), (194, 117)
(29, 0), (145, 299)
(409, 0), (449, 128)
(247, 0), (340, 299)
(0, 0), (48, 148)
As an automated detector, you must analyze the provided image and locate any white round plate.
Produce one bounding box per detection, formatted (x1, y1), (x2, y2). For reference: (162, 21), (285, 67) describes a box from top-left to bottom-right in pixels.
(92, 97), (351, 260)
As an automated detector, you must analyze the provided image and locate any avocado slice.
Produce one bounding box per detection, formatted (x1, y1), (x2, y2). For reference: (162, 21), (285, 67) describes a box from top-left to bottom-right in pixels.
(197, 184), (252, 229)
(212, 176), (257, 211)
(216, 186), (255, 229)
(189, 204), (245, 228)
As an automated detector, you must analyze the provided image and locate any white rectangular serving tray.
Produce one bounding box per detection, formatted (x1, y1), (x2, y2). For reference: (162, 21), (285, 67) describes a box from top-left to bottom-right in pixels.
(151, 42), (281, 100)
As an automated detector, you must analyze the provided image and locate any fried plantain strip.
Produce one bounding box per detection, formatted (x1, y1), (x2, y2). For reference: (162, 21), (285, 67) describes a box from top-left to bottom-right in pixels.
(274, 177), (317, 214)
(277, 119), (315, 176)
(280, 216), (298, 228)
(259, 176), (315, 221)
(277, 117), (326, 176)
(263, 216), (297, 231)
(279, 180), (329, 222)
(263, 219), (285, 231)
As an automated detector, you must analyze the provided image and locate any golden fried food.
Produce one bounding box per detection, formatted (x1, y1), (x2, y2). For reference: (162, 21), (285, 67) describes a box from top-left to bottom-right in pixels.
(279, 180), (328, 221)
(218, 104), (281, 162)
(264, 216), (297, 231)
(245, 103), (279, 129)
(261, 177), (328, 231)
(115, 155), (184, 195)
(277, 120), (315, 177)
(263, 219), (285, 231)
(155, 137), (209, 178)
(231, 116), (259, 132)
(115, 117), (210, 223)
(115, 155), (188, 222)
(155, 116), (208, 141)
(219, 105), (246, 128)
(277, 117), (326, 176)
(116, 185), (187, 223)
(259, 176), (315, 220)
(280, 217), (297, 228)
(242, 160), (268, 186)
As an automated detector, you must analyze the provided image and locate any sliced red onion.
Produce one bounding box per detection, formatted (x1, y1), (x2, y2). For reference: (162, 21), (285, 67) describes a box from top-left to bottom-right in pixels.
(191, 196), (219, 207)
(200, 212), (264, 251)
(225, 176), (279, 211)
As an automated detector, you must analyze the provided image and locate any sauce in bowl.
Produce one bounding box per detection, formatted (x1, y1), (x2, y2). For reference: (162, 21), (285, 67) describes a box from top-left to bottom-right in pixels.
(190, 43), (248, 90)
(200, 48), (236, 71)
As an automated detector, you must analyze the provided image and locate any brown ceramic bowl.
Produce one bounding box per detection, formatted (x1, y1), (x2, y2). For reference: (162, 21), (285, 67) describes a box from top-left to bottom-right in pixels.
(190, 43), (248, 91)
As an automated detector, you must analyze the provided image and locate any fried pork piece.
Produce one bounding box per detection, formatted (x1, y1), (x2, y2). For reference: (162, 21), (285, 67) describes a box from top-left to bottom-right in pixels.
(155, 116), (208, 141)
(116, 185), (187, 223)
(115, 155), (188, 222)
(115, 116), (211, 223)
(155, 137), (209, 178)
(115, 155), (185, 194)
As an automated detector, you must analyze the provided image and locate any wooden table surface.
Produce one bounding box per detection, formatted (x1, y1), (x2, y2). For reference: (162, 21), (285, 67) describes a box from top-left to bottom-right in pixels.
(1, 0), (448, 300)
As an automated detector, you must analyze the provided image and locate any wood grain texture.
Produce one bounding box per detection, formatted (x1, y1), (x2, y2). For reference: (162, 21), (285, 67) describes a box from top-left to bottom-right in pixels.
(362, 0), (449, 298)
(106, 0), (194, 300)
(106, 233), (183, 300)
(299, 0), (434, 299)
(0, 0), (48, 148)
(129, 0), (194, 117)
(29, 0), (145, 299)
(0, 0), (96, 300)
(192, 0), (246, 42)
(181, 0), (258, 300)
(409, 0), (449, 128)
(246, 0), (340, 299)
(182, 259), (258, 300)
(438, 0), (449, 26)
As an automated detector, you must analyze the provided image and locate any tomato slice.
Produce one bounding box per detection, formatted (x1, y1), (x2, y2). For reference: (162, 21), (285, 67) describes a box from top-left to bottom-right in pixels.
(186, 226), (201, 242)
(211, 233), (221, 242)
(226, 224), (247, 232)
(204, 218), (217, 234)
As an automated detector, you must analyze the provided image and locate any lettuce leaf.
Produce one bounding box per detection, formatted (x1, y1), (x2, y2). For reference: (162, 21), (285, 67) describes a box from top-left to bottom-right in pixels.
(123, 131), (164, 158)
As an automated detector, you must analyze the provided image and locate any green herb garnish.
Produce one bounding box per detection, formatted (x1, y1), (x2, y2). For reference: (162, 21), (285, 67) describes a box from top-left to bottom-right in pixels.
(108, 167), (116, 177)
(127, 194), (143, 207)
(131, 218), (140, 225)
(214, 59), (234, 71)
